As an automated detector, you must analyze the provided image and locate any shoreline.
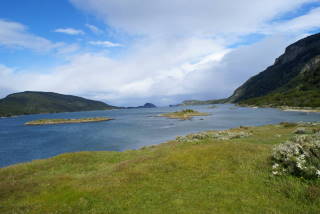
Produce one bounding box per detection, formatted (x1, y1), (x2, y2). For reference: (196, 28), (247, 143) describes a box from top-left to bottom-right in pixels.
(25, 117), (113, 125)
(237, 104), (320, 113)
(2, 121), (320, 169)
(280, 107), (320, 113)
(0, 108), (117, 119)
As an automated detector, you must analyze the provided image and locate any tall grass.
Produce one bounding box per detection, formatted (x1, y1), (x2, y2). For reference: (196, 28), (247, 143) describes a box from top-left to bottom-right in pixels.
(1, 123), (320, 213)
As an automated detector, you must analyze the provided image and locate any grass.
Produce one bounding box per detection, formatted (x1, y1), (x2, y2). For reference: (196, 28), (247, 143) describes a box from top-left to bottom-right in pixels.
(25, 117), (113, 125)
(1, 122), (320, 213)
(160, 109), (209, 120)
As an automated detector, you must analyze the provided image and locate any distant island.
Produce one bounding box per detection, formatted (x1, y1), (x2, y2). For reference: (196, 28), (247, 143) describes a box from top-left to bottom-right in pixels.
(228, 33), (320, 108)
(126, 103), (157, 109)
(25, 117), (113, 125)
(0, 91), (119, 117)
(160, 109), (209, 120)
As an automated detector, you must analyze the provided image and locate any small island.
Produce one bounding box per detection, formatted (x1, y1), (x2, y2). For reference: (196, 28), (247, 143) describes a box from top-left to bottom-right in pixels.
(25, 117), (113, 125)
(159, 109), (209, 120)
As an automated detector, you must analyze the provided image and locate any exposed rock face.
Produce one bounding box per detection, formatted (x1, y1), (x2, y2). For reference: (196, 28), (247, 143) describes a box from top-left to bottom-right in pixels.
(229, 33), (320, 105)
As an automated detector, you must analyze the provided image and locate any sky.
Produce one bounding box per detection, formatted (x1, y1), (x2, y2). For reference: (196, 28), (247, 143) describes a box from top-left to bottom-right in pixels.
(0, 0), (320, 106)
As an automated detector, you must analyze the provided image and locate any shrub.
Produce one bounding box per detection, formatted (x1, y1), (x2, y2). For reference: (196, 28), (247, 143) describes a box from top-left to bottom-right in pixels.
(176, 130), (252, 143)
(293, 128), (307, 134)
(181, 109), (196, 113)
(293, 128), (314, 135)
(272, 133), (320, 179)
(280, 122), (297, 128)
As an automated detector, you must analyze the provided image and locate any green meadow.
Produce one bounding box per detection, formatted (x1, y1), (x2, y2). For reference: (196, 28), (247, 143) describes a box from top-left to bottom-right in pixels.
(1, 123), (320, 213)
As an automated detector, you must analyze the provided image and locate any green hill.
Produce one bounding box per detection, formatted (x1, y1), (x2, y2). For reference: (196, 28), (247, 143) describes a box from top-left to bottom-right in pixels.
(170, 98), (227, 107)
(0, 91), (117, 117)
(229, 33), (320, 107)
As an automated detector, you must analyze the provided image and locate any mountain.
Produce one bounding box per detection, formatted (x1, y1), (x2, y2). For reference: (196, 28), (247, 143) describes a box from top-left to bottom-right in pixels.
(0, 91), (117, 117)
(140, 103), (157, 108)
(169, 99), (227, 107)
(126, 103), (157, 109)
(180, 99), (227, 106)
(229, 33), (320, 107)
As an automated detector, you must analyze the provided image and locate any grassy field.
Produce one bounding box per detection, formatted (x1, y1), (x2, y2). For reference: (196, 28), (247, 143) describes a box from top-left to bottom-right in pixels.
(160, 109), (209, 120)
(25, 117), (113, 125)
(1, 123), (320, 213)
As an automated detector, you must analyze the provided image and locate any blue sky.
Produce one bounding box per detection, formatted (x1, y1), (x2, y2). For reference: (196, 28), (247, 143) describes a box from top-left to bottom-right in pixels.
(0, 0), (127, 69)
(0, 0), (320, 106)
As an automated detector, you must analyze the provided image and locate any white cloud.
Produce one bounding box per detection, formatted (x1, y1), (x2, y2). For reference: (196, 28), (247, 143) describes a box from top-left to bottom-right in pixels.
(85, 24), (102, 34)
(56, 43), (80, 54)
(0, 19), (59, 52)
(265, 7), (320, 34)
(89, 40), (123, 47)
(54, 28), (84, 35)
(70, 0), (316, 36)
(0, 37), (227, 105)
(0, 33), (314, 106)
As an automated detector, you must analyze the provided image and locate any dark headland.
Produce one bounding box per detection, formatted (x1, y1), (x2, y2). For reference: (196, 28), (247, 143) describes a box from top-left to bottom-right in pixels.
(0, 91), (119, 117)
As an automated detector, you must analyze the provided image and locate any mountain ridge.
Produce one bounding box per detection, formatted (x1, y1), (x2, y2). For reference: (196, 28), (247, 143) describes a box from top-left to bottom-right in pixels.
(228, 33), (320, 107)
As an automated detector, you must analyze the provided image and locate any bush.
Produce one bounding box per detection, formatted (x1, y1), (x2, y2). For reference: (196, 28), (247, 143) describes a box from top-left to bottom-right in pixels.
(280, 122), (297, 128)
(293, 128), (307, 134)
(272, 133), (320, 179)
(176, 130), (252, 143)
(181, 109), (196, 113)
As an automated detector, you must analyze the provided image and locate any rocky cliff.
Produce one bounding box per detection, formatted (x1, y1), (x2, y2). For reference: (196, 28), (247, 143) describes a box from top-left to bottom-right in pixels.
(229, 33), (320, 107)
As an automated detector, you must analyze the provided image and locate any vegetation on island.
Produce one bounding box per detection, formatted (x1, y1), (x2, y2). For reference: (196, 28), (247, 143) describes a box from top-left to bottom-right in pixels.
(1, 122), (320, 213)
(208, 105), (217, 109)
(25, 117), (113, 125)
(229, 33), (320, 109)
(170, 98), (227, 107)
(0, 91), (118, 117)
(159, 109), (209, 120)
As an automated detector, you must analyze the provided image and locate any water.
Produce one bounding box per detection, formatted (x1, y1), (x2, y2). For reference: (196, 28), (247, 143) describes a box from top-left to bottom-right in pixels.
(1, 104), (320, 168)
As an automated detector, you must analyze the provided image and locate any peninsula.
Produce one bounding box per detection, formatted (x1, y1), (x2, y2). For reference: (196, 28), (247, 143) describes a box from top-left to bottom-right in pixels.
(25, 117), (113, 125)
(0, 91), (118, 117)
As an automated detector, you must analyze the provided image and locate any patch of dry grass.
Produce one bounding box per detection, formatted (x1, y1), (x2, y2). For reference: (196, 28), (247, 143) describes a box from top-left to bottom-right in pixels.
(25, 117), (113, 125)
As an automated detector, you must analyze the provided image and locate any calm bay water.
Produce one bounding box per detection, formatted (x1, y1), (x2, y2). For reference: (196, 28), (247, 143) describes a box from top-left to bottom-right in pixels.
(1, 104), (320, 168)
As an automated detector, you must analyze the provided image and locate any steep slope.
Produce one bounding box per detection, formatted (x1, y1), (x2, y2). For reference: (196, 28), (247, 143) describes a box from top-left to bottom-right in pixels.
(179, 99), (228, 106)
(229, 33), (320, 107)
(0, 91), (117, 117)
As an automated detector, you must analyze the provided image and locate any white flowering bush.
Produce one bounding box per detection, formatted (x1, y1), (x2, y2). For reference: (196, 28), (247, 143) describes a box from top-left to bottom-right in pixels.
(297, 122), (320, 127)
(176, 130), (252, 143)
(293, 128), (307, 134)
(272, 133), (320, 179)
